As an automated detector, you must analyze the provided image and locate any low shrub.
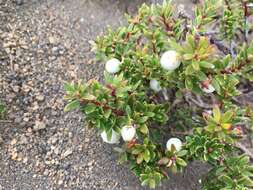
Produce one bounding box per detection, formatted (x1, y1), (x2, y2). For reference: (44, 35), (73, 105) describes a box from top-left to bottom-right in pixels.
(65, 0), (253, 189)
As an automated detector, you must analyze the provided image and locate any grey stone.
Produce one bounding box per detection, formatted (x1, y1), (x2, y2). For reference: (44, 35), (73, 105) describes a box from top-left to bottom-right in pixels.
(33, 121), (46, 131)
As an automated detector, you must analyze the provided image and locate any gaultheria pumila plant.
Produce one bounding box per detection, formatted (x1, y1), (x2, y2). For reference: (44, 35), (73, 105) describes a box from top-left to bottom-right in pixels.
(65, 0), (253, 189)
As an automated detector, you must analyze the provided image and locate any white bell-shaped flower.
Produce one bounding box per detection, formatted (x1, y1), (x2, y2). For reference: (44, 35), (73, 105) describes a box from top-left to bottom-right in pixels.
(150, 79), (162, 92)
(160, 50), (181, 71)
(166, 138), (182, 152)
(201, 84), (215, 93)
(121, 125), (136, 142)
(101, 130), (120, 144)
(105, 58), (121, 74)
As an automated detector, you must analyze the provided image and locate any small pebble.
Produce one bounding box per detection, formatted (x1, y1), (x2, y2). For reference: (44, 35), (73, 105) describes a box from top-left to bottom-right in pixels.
(33, 121), (46, 131)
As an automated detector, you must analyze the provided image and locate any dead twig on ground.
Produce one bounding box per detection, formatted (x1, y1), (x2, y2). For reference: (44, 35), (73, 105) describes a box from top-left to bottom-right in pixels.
(236, 142), (253, 160)
(185, 92), (213, 109)
(0, 120), (13, 123)
(112, 182), (118, 190)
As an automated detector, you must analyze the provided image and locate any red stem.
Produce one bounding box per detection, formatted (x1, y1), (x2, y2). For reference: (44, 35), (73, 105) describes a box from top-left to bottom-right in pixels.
(220, 59), (249, 74)
(80, 98), (124, 116)
(161, 14), (171, 32)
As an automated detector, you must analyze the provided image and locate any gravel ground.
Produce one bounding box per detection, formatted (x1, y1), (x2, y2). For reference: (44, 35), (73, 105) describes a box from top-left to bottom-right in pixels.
(0, 0), (217, 189)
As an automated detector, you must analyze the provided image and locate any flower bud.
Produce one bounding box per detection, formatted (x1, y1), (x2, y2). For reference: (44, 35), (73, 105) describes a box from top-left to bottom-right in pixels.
(150, 79), (162, 92)
(166, 138), (182, 152)
(105, 58), (121, 74)
(160, 50), (181, 71)
(101, 130), (120, 144)
(233, 126), (242, 135)
(121, 125), (136, 142)
(201, 83), (215, 93)
(200, 79), (215, 94)
(221, 123), (232, 130)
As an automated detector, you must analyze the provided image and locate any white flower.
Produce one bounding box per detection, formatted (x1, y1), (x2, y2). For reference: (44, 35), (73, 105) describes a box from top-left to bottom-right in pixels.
(121, 125), (136, 142)
(150, 79), (162, 92)
(201, 84), (215, 93)
(101, 130), (120, 144)
(166, 138), (182, 152)
(105, 58), (121, 74)
(160, 50), (181, 71)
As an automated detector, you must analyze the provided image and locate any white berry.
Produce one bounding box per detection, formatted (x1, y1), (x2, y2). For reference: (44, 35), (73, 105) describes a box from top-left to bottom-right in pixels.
(121, 125), (136, 142)
(201, 84), (215, 93)
(150, 79), (162, 92)
(105, 58), (121, 74)
(101, 130), (120, 144)
(166, 138), (182, 152)
(160, 50), (181, 71)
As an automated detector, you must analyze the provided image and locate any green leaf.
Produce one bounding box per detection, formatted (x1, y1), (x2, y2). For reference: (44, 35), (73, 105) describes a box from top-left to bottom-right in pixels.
(185, 78), (193, 90)
(212, 78), (221, 94)
(104, 71), (113, 83)
(238, 176), (253, 187)
(145, 112), (155, 117)
(64, 83), (75, 93)
(213, 106), (221, 123)
(176, 158), (187, 167)
(175, 90), (183, 98)
(240, 155), (250, 165)
(186, 34), (195, 49)
(197, 71), (207, 81)
(104, 109), (112, 119)
(143, 149), (150, 163)
(140, 173), (148, 181)
(199, 61), (215, 69)
(84, 104), (96, 114)
(171, 164), (178, 173)
(185, 65), (194, 75)
(64, 100), (80, 112)
(149, 179), (156, 189)
(158, 157), (169, 165)
(0, 101), (6, 117)
(144, 138), (149, 145)
(215, 166), (226, 175)
(106, 129), (112, 140)
(183, 54), (194, 60)
(153, 172), (162, 182)
(139, 124), (149, 134)
(126, 105), (132, 116)
(221, 110), (234, 123)
(169, 39), (183, 51)
(192, 61), (200, 71)
(141, 179), (149, 186)
(118, 152), (128, 164)
(137, 153), (144, 164)
(177, 150), (187, 157)
(219, 175), (234, 186)
(138, 116), (149, 124)
(132, 148), (143, 155)
(83, 94), (96, 101)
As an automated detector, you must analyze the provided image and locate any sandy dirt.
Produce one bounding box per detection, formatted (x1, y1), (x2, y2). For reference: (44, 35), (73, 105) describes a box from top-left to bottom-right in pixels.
(0, 0), (213, 190)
